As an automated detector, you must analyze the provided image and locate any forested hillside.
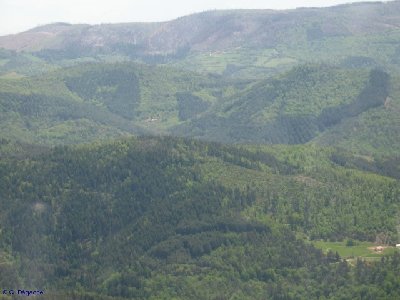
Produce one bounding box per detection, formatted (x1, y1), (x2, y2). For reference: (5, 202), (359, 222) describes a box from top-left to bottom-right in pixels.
(0, 62), (246, 144)
(173, 65), (392, 146)
(3, 1), (400, 78)
(1, 2), (399, 157)
(0, 1), (400, 299)
(315, 72), (400, 157)
(0, 137), (399, 299)
(1, 61), (397, 158)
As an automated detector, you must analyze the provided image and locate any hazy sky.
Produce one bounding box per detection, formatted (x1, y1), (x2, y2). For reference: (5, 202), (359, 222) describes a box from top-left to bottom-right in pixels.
(0, 0), (387, 36)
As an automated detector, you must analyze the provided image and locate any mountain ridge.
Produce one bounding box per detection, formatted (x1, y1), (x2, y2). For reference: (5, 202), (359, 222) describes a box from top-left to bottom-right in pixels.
(1, 2), (400, 299)
(2, 1), (400, 82)
(1, 1), (400, 54)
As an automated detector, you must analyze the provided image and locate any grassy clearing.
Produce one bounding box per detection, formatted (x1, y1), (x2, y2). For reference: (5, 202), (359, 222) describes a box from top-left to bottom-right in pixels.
(313, 240), (397, 259)
(0, 72), (25, 79)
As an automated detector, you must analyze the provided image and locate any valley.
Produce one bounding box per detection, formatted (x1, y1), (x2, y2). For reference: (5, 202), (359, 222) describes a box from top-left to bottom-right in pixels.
(0, 1), (400, 299)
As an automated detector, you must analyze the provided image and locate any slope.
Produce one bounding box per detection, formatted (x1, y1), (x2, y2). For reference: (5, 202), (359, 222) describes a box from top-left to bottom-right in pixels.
(0, 62), (244, 144)
(0, 136), (399, 299)
(1, 60), (397, 157)
(172, 65), (390, 145)
(313, 73), (400, 157)
(2, 2), (400, 78)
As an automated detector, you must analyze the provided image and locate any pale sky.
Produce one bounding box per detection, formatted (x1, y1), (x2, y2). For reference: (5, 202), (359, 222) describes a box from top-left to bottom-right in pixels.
(0, 0), (389, 36)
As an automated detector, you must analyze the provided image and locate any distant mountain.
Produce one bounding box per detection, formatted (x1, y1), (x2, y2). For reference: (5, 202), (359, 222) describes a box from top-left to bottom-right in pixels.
(2, 1), (400, 77)
(1, 3), (400, 299)
(2, 2), (400, 53)
(0, 1), (399, 156)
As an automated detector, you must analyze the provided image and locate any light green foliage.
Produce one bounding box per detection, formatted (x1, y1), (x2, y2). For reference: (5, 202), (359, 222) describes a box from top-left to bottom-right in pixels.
(0, 137), (399, 299)
(0, 2), (399, 299)
(313, 240), (397, 259)
(314, 74), (400, 157)
(173, 65), (388, 146)
(0, 62), (247, 144)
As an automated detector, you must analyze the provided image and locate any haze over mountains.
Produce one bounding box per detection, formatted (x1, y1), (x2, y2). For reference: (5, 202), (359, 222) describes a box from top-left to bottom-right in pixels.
(1, 2), (400, 156)
(0, 1), (400, 299)
(2, 1), (400, 74)
(2, 1), (400, 54)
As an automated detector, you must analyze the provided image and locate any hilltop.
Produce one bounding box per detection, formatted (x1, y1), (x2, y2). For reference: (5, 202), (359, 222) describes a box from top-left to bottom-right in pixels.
(2, 1), (400, 78)
(0, 2), (400, 299)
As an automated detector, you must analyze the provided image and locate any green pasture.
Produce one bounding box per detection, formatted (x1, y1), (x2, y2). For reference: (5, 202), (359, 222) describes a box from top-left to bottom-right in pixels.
(313, 240), (397, 259)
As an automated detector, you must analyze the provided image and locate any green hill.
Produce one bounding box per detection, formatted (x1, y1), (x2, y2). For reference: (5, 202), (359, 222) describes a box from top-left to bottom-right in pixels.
(0, 136), (399, 299)
(0, 2), (399, 299)
(0, 62), (245, 144)
(3, 1), (400, 78)
(1, 62), (397, 158)
(173, 65), (392, 148)
(313, 73), (400, 157)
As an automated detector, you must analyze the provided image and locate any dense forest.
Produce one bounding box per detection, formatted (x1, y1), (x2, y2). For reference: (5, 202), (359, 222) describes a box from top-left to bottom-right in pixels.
(0, 137), (399, 299)
(0, 1), (400, 299)
(0, 63), (398, 157)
